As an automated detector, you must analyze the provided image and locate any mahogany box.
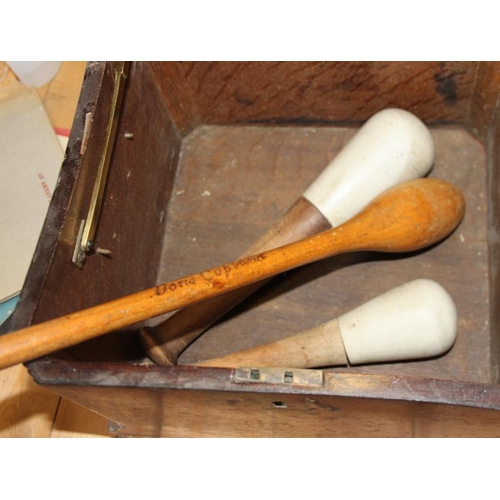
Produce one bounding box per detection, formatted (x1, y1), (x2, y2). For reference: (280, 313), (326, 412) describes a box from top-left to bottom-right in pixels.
(7, 61), (500, 437)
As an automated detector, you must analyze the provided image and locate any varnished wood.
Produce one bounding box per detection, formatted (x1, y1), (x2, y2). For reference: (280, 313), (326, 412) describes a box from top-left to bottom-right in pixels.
(176, 62), (477, 126)
(485, 75), (500, 381)
(466, 62), (500, 141)
(147, 62), (201, 137)
(141, 197), (331, 365)
(29, 361), (500, 438)
(0, 179), (464, 370)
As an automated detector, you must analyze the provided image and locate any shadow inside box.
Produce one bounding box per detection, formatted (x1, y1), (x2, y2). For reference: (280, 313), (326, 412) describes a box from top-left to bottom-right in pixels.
(217, 247), (434, 322)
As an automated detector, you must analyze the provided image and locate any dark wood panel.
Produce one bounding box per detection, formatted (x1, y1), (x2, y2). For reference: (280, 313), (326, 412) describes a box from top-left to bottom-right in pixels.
(466, 61), (500, 141)
(147, 62), (201, 136)
(485, 74), (500, 382)
(36, 365), (500, 437)
(177, 62), (477, 125)
(14, 62), (184, 362)
(9, 62), (106, 334)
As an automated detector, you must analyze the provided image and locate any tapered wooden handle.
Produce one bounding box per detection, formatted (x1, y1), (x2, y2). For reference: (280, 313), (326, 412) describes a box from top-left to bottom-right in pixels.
(0, 178), (464, 370)
(141, 108), (435, 364)
(195, 279), (458, 369)
(194, 318), (349, 368)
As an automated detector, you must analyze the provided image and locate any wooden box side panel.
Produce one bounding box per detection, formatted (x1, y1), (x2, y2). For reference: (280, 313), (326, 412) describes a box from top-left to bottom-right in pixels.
(48, 382), (500, 438)
(9, 62), (107, 333)
(158, 124), (490, 384)
(486, 75), (500, 383)
(175, 62), (477, 126)
(466, 62), (500, 141)
(146, 62), (201, 136)
(13, 62), (184, 362)
(29, 361), (500, 437)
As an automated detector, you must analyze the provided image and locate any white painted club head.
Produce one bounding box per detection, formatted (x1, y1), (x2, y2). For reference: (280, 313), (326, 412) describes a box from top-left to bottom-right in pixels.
(303, 108), (435, 227)
(338, 279), (457, 365)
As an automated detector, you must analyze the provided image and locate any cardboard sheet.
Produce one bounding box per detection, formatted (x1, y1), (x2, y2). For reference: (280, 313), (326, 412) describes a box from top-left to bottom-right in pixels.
(0, 88), (63, 302)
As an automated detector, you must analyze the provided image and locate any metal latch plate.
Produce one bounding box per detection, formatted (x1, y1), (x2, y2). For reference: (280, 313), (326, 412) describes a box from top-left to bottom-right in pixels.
(232, 367), (324, 387)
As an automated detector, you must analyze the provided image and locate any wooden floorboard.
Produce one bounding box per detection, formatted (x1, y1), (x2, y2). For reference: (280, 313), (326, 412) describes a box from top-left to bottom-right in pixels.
(0, 61), (111, 438)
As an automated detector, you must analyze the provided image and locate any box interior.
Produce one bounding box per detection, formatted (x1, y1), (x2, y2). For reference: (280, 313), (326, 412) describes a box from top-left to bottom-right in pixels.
(21, 62), (500, 387)
(161, 123), (490, 384)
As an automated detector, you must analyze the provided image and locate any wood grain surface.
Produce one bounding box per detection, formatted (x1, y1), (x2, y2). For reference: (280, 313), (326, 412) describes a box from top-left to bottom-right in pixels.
(42, 368), (500, 438)
(175, 61), (477, 125)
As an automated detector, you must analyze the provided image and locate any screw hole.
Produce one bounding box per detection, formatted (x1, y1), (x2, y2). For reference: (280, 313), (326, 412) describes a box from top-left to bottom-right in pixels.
(250, 368), (260, 380)
(284, 371), (294, 383)
(273, 401), (287, 409)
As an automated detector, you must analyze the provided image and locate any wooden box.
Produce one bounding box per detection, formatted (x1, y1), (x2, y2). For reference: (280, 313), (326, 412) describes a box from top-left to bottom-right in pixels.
(7, 61), (500, 437)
